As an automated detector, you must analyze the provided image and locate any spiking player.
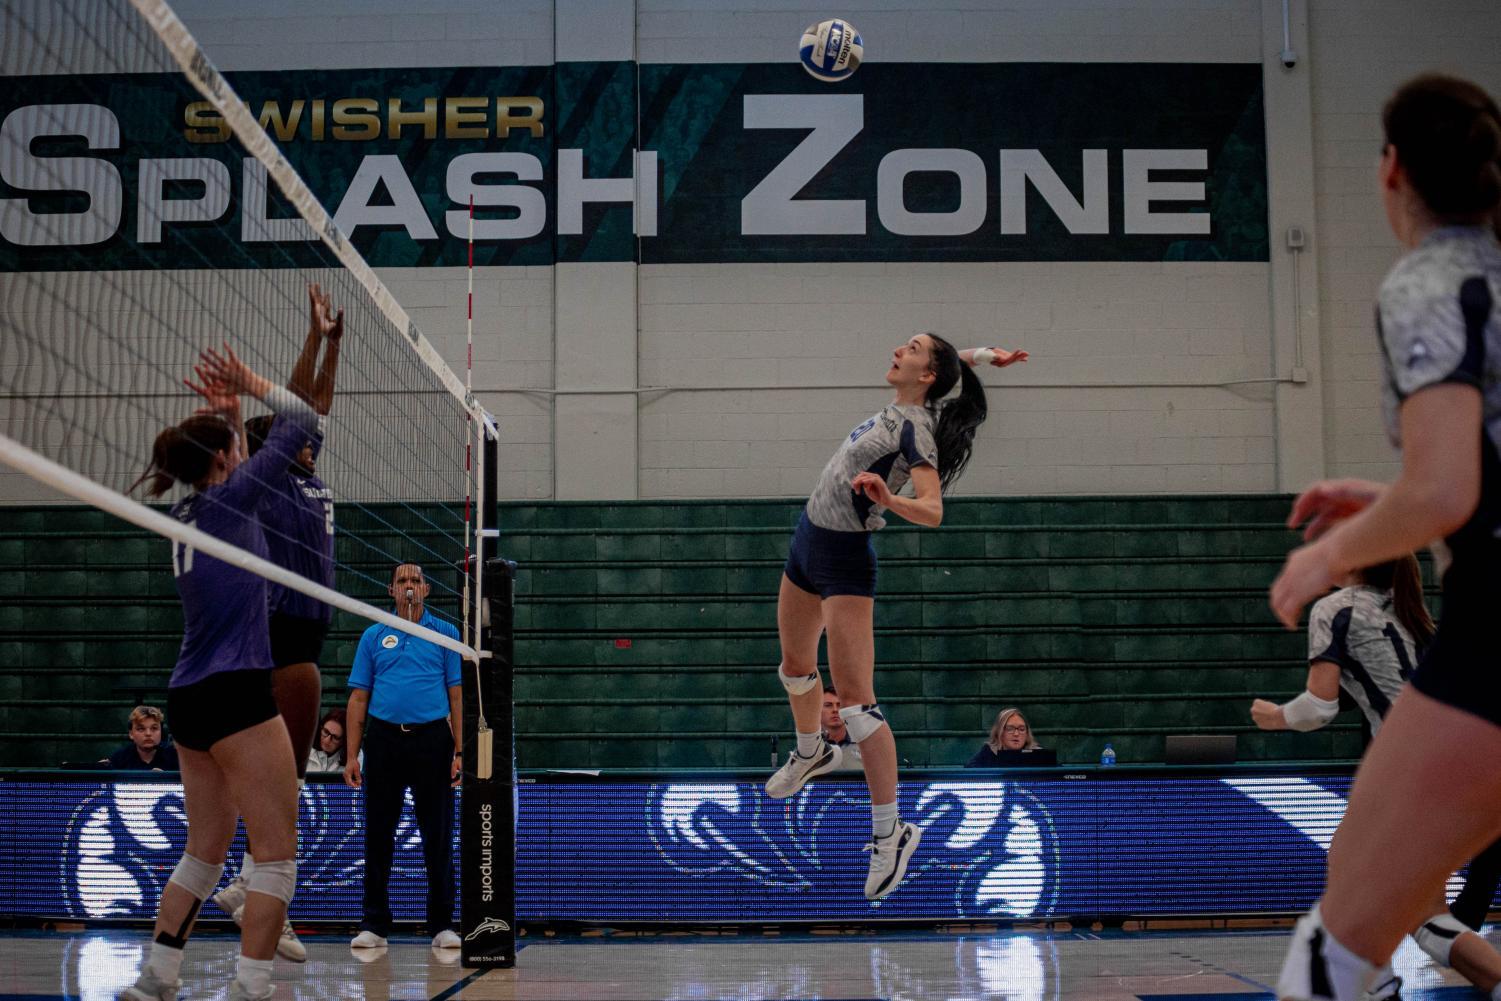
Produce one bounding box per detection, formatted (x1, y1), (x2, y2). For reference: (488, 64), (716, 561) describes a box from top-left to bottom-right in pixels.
(764, 333), (1026, 900)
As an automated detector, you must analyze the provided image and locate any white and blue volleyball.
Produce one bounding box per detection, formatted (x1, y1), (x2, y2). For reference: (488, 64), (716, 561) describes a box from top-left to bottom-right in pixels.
(799, 19), (863, 83)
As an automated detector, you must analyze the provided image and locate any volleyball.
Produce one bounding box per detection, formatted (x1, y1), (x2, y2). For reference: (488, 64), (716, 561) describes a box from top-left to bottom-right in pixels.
(798, 18), (863, 83)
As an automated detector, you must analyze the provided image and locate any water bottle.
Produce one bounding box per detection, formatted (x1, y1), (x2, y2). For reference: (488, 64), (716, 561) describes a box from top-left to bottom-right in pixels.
(1100, 742), (1117, 767)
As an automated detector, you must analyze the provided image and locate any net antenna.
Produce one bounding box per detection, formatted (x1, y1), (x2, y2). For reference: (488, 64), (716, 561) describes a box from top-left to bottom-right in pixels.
(0, 0), (493, 658)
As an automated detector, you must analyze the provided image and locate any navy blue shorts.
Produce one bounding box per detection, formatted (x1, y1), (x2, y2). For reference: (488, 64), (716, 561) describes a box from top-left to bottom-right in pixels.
(783, 511), (877, 599)
(1411, 572), (1501, 728)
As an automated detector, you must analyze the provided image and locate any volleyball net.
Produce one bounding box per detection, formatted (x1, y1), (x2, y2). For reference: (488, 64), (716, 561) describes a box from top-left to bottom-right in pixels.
(0, 0), (495, 659)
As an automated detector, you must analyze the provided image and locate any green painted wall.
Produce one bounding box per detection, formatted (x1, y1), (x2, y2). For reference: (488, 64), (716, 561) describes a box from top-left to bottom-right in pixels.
(0, 496), (1379, 769)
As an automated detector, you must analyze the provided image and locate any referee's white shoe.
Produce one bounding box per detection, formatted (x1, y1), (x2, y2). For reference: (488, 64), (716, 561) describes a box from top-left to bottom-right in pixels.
(764, 738), (843, 799)
(864, 820), (922, 901)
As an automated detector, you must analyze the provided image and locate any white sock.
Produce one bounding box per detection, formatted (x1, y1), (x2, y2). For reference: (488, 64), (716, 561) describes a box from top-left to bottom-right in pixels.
(871, 801), (899, 840)
(795, 731), (821, 758)
(240, 852), (256, 883)
(1489, 983), (1501, 1001)
(235, 955), (273, 997)
(145, 941), (183, 982)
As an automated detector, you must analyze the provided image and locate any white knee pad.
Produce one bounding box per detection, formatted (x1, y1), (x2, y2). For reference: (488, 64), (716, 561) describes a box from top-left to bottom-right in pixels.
(167, 854), (225, 901)
(1414, 911), (1468, 967)
(838, 703), (889, 743)
(778, 663), (820, 696)
(246, 858), (297, 905)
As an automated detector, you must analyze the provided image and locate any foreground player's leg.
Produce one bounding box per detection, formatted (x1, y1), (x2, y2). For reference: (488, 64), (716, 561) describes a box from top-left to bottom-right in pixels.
(824, 594), (920, 901)
(1278, 690), (1501, 1000)
(765, 575), (842, 798)
(120, 746), (236, 1001)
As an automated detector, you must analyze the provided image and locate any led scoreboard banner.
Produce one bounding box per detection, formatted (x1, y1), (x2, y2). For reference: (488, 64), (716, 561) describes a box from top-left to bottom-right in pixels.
(0, 766), (1407, 924)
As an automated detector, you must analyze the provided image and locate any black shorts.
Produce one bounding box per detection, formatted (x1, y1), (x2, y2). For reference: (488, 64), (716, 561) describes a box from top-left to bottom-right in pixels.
(783, 510), (877, 599)
(1411, 582), (1501, 728)
(167, 669), (279, 752)
(269, 612), (328, 669)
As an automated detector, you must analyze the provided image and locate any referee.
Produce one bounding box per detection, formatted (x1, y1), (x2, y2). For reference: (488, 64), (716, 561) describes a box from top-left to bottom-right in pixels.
(344, 562), (462, 950)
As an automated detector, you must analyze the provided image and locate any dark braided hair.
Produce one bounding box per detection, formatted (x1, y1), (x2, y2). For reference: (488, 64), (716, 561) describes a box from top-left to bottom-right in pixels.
(922, 333), (989, 492)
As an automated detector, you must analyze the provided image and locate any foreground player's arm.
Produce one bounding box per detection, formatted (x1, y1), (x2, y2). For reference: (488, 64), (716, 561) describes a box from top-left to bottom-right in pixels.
(1251, 661), (1341, 731)
(853, 463), (943, 527)
(1271, 386), (1481, 627)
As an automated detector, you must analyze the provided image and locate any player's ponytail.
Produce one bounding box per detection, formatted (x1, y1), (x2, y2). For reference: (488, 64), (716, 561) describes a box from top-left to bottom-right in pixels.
(923, 333), (989, 492)
(130, 415), (234, 497)
(1361, 553), (1435, 650)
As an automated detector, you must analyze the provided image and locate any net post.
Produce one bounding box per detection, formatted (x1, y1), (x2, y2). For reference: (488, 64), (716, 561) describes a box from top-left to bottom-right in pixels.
(460, 552), (516, 968)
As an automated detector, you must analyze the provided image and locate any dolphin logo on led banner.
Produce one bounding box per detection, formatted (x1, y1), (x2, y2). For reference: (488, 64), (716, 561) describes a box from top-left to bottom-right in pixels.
(63, 782), (390, 920)
(913, 781), (1060, 919)
(648, 784), (809, 887)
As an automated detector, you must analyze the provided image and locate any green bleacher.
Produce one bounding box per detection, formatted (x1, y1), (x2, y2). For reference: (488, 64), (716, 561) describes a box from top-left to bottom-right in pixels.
(0, 495), (1378, 769)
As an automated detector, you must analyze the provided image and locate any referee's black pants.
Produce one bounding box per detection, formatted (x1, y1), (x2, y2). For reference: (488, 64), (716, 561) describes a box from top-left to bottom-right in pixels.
(360, 715), (455, 937)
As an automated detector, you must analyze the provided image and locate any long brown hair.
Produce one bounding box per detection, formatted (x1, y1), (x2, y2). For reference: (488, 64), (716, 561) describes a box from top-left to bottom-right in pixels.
(129, 414), (235, 498)
(986, 707), (1039, 753)
(1360, 554), (1435, 648)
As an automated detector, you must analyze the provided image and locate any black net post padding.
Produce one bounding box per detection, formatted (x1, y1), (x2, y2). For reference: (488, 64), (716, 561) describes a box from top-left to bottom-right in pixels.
(460, 554), (516, 968)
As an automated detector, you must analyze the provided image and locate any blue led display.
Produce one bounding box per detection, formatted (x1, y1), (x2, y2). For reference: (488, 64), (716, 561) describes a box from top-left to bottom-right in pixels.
(0, 771), (1367, 923)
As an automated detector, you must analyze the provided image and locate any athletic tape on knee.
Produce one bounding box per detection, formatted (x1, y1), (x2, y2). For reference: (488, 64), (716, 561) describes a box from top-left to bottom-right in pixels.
(246, 859), (297, 905)
(839, 703), (888, 743)
(1414, 911), (1468, 967)
(167, 854), (224, 901)
(778, 663), (820, 696)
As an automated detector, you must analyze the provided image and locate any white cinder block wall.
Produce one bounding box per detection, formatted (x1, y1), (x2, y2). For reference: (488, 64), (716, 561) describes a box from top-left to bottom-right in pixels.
(8, 1), (1501, 502)
(1307, 0), (1501, 483)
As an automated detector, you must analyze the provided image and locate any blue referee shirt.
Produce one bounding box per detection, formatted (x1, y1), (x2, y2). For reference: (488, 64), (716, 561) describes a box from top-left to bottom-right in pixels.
(348, 610), (462, 724)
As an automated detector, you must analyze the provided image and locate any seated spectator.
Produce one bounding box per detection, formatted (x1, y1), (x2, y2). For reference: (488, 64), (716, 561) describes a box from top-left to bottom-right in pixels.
(820, 686), (863, 770)
(966, 708), (1048, 767)
(308, 708), (347, 773)
(101, 705), (179, 771)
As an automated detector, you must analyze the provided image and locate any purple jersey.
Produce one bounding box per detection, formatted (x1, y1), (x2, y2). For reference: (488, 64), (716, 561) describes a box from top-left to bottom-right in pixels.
(167, 415), (313, 689)
(260, 416), (334, 624)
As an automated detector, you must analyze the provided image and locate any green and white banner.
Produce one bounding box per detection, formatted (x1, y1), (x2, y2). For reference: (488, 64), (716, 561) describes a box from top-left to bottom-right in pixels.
(0, 61), (1266, 270)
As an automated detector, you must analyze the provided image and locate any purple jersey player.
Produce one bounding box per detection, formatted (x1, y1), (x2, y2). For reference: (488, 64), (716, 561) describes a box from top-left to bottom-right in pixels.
(202, 282), (344, 964)
(120, 342), (318, 1001)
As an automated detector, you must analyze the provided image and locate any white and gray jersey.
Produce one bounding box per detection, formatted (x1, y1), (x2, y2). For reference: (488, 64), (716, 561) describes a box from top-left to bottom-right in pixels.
(1306, 586), (1420, 738)
(805, 403), (938, 532)
(1377, 225), (1501, 580)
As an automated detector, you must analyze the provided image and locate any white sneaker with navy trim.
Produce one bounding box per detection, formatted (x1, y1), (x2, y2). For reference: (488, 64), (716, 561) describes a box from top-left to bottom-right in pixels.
(764, 738), (843, 799)
(864, 820), (921, 901)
